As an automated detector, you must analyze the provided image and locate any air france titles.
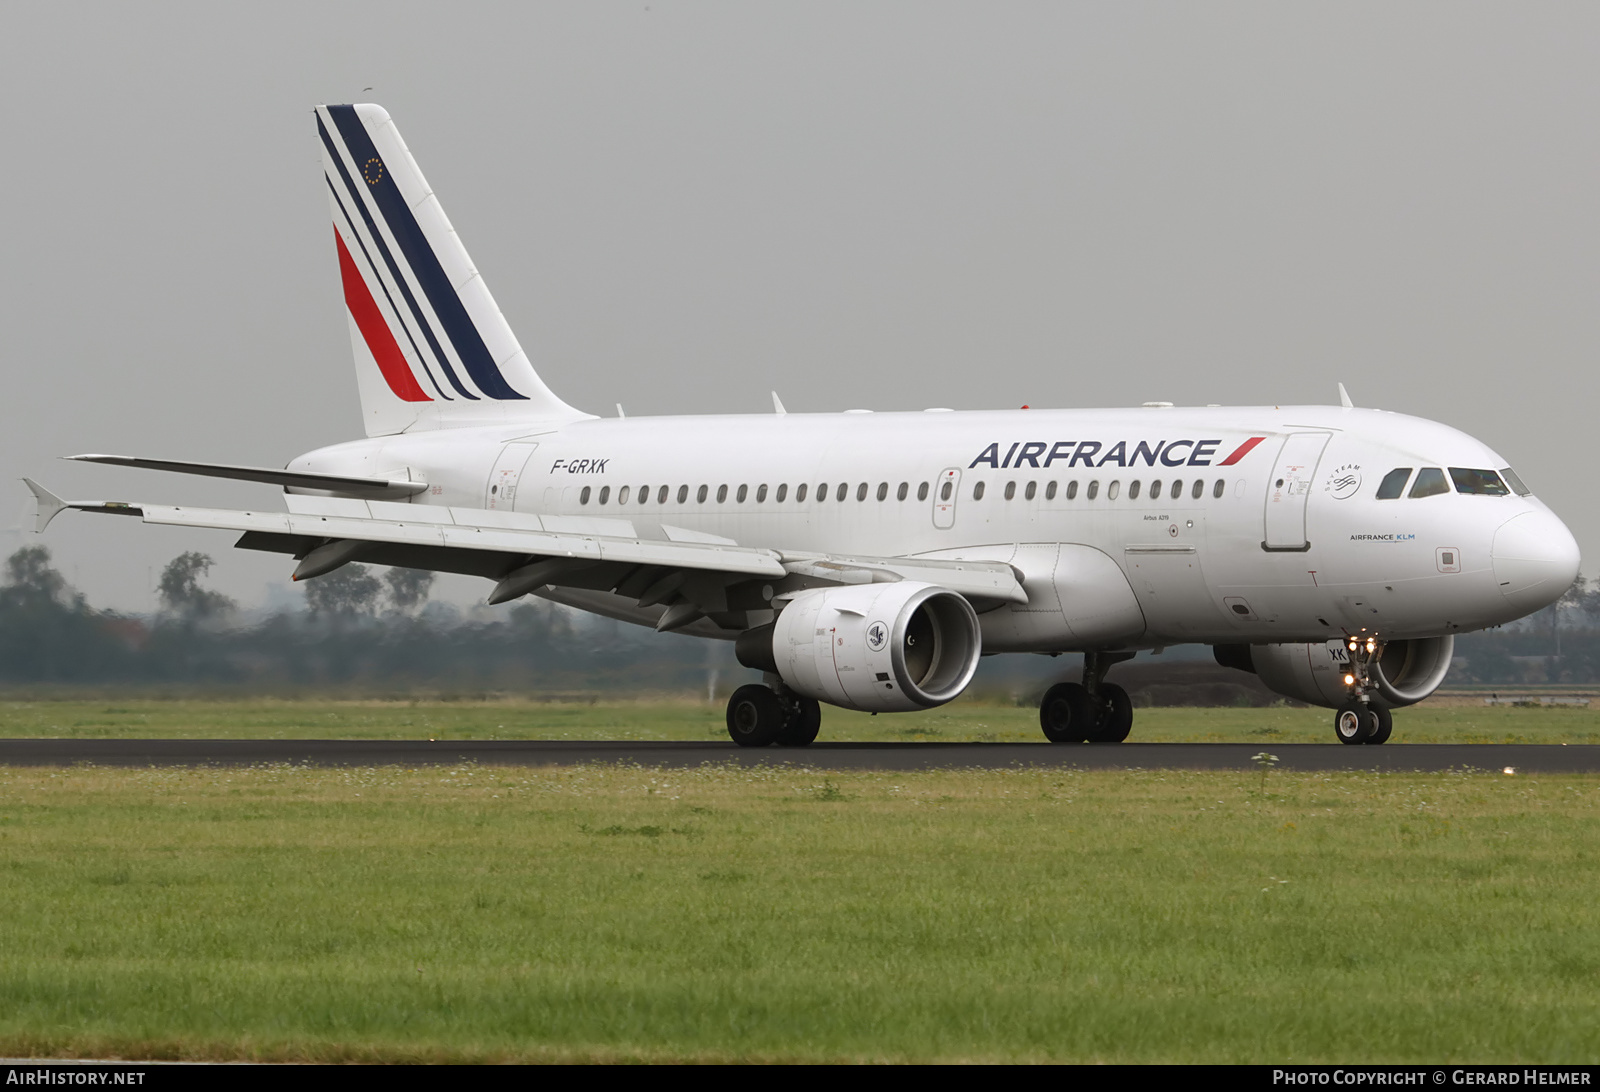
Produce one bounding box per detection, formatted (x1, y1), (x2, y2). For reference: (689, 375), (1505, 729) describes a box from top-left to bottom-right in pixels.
(968, 436), (1264, 471)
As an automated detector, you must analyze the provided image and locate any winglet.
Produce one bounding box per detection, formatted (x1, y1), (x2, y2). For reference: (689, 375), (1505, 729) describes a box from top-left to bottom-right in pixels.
(22, 479), (68, 533)
(1338, 382), (1354, 409)
(771, 391), (787, 415)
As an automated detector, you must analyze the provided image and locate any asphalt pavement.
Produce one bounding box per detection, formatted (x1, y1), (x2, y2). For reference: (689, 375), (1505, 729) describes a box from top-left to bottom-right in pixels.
(0, 739), (1595, 772)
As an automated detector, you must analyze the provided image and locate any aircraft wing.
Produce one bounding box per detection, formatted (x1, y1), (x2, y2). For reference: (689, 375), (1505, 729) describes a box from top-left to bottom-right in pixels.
(24, 482), (1025, 631)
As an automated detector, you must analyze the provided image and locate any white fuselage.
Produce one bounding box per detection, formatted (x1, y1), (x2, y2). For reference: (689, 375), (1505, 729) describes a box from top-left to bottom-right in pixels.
(289, 404), (1580, 651)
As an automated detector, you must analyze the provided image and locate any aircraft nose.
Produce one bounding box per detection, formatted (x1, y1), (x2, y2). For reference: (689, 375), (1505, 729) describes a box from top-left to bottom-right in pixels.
(1491, 509), (1581, 616)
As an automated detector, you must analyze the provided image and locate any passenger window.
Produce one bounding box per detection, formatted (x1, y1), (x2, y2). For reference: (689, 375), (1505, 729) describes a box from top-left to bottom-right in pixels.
(818, 483), (828, 502)
(660, 485), (671, 504)
(837, 483), (849, 502)
(598, 486), (610, 505)
(755, 484), (766, 503)
(1045, 481), (1057, 500)
(1500, 467), (1531, 496)
(736, 484), (748, 503)
(1025, 481), (1036, 500)
(1376, 468), (1412, 500)
(1005, 481), (1017, 500)
(856, 482), (868, 501)
(580, 486), (592, 505)
(897, 482), (909, 501)
(1067, 481), (1079, 500)
(1170, 480), (1182, 500)
(618, 485), (630, 505)
(1408, 468), (1448, 499)
(795, 483), (807, 502)
(697, 484), (709, 503)
(939, 481), (952, 501)
(1087, 480), (1099, 500)
(1449, 468), (1511, 496)
(1149, 480), (1160, 498)
(776, 483), (787, 502)
(877, 482), (888, 501)
(1212, 479), (1224, 499)
(973, 481), (986, 500)
(1108, 480), (1121, 500)
(1128, 480), (1142, 500)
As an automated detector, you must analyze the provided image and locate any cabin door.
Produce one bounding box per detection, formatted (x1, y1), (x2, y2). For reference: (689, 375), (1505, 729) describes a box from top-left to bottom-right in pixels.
(485, 443), (539, 511)
(1262, 432), (1329, 550)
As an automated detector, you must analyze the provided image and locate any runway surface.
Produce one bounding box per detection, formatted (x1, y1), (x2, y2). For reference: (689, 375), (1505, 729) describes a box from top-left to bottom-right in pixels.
(1, 739), (1598, 772)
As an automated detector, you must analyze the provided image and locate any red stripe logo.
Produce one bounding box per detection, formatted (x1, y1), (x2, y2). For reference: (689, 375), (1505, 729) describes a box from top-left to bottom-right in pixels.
(334, 229), (432, 403)
(1218, 436), (1266, 466)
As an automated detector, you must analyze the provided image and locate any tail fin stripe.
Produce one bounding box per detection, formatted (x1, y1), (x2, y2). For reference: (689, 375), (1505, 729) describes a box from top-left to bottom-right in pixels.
(324, 106), (529, 402)
(326, 176), (452, 401)
(334, 229), (433, 402)
(318, 116), (478, 401)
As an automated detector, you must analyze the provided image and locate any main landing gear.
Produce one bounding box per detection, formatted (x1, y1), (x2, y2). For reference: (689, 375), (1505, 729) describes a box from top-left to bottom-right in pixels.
(1040, 651), (1136, 743)
(726, 682), (822, 748)
(1334, 635), (1394, 745)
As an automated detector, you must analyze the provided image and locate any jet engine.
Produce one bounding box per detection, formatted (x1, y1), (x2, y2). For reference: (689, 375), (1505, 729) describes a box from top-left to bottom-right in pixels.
(736, 581), (982, 713)
(1215, 635), (1455, 709)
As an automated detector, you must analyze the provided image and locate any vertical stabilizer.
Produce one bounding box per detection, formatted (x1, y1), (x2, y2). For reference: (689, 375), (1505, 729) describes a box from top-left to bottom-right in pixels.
(315, 104), (587, 435)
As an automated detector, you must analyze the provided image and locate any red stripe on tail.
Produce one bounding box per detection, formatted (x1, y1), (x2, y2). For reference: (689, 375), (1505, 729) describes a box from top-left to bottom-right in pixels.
(1218, 436), (1266, 466)
(334, 229), (432, 402)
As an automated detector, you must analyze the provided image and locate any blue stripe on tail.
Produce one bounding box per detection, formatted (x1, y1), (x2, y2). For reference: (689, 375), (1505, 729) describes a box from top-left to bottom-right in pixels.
(318, 115), (474, 400)
(326, 175), (452, 401)
(325, 105), (527, 401)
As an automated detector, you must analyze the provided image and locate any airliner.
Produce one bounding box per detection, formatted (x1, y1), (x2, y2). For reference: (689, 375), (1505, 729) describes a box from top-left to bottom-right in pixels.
(26, 104), (1581, 746)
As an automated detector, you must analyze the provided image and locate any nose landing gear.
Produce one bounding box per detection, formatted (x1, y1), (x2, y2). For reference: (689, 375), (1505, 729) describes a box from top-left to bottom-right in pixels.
(1040, 651), (1136, 743)
(1334, 635), (1394, 745)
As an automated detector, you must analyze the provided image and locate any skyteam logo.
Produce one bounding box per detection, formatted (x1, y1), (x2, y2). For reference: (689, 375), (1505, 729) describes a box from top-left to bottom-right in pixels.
(866, 621), (889, 652)
(969, 436), (1265, 470)
(1324, 463), (1362, 500)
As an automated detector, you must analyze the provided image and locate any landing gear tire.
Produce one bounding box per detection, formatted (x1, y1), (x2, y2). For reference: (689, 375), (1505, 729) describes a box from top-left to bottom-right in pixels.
(775, 697), (822, 747)
(1364, 700), (1393, 745)
(1040, 682), (1093, 743)
(1334, 699), (1376, 745)
(727, 684), (785, 747)
(1089, 683), (1133, 743)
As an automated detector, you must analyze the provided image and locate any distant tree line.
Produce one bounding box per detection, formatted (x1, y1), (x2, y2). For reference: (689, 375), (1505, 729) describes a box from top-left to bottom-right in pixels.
(0, 546), (1593, 693)
(0, 546), (722, 692)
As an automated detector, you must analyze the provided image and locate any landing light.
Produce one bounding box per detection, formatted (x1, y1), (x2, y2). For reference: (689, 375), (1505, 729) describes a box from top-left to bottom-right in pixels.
(1344, 674), (1356, 686)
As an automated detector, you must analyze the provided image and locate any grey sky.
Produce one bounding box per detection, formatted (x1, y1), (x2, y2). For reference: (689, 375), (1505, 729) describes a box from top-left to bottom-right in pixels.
(3, 2), (1596, 612)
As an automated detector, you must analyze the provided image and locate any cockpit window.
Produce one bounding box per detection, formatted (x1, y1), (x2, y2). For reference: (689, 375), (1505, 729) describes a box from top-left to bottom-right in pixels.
(1449, 468), (1511, 496)
(1376, 468), (1412, 500)
(1408, 468), (1449, 498)
(1500, 467), (1531, 496)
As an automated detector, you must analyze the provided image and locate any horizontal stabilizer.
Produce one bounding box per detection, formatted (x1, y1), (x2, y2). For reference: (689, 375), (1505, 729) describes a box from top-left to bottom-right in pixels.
(66, 455), (428, 499)
(22, 478), (67, 533)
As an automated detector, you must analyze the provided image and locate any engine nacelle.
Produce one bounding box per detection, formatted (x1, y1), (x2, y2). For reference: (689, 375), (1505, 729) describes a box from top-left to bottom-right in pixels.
(737, 581), (982, 713)
(1215, 635), (1455, 709)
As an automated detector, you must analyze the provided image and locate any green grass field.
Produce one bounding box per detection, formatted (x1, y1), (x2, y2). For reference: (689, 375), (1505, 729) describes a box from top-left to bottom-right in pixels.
(0, 761), (1597, 1062)
(3, 695), (1600, 744)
